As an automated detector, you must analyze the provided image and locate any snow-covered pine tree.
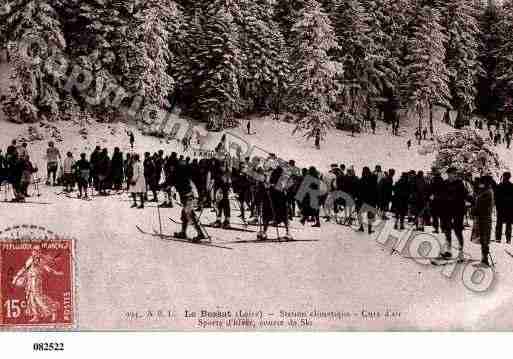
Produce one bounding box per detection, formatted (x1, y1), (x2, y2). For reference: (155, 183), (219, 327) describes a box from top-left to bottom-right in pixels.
(404, 4), (451, 131)
(75, 0), (126, 118)
(125, 0), (177, 112)
(274, 0), (306, 47)
(358, 0), (398, 120)
(290, 0), (342, 148)
(445, 0), (483, 128)
(381, 0), (415, 120)
(477, 1), (502, 115)
(194, 2), (244, 127)
(333, 0), (379, 128)
(238, 0), (291, 115)
(173, 1), (205, 113)
(492, 0), (513, 116)
(0, 0), (66, 122)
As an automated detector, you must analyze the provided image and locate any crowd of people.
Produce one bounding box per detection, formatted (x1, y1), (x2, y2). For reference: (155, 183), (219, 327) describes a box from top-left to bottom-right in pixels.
(1, 136), (512, 267)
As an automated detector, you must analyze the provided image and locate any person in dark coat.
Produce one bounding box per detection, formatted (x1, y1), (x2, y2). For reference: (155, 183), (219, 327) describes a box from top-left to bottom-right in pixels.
(473, 176), (495, 267)
(95, 148), (111, 195)
(161, 152), (178, 207)
(495, 172), (513, 244)
(300, 166), (321, 227)
(357, 166), (378, 234)
(440, 167), (469, 260)
(379, 169), (395, 220)
(413, 171), (427, 231)
(429, 168), (444, 234)
(173, 160), (205, 242)
(392, 172), (410, 230)
(111, 147), (124, 191)
(90, 146), (101, 190)
(212, 159), (232, 228)
(143, 152), (157, 201)
(233, 162), (251, 222)
(76, 153), (91, 199)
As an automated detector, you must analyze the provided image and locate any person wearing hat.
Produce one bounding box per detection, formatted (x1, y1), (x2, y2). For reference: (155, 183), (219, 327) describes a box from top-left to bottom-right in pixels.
(439, 167), (469, 260)
(495, 171), (513, 244)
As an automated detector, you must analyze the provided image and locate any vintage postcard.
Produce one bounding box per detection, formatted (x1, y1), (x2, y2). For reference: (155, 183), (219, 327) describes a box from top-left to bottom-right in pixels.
(0, 0), (512, 333)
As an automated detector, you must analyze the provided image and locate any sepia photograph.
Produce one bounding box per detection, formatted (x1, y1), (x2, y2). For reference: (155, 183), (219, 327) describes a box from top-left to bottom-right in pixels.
(0, 0), (512, 350)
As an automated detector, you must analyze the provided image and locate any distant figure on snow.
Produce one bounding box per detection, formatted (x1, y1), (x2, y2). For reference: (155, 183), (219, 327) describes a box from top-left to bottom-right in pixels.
(128, 131), (135, 150)
(407, 140), (412, 150)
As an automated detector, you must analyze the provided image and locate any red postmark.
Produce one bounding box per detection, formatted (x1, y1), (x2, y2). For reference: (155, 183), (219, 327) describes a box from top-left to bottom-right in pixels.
(0, 231), (74, 329)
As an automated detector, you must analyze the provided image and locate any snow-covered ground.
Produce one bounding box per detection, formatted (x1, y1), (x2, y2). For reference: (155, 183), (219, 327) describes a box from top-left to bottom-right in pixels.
(1, 114), (513, 331)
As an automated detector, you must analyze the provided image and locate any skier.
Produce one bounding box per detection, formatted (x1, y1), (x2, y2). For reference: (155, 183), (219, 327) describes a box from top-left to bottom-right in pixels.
(75, 153), (91, 199)
(17, 155), (37, 202)
(315, 129), (321, 150)
(90, 146), (101, 190)
(45, 141), (61, 186)
(422, 127), (428, 140)
(212, 159), (232, 228)
(111, 147), (124, 191)
(173, 160), (206, 242)
(257, 166), (292, 240)
(247, 119), (251, 135)
(473, 176), (495, 267)
(161, 152), (178, 208)
(129, 154), (145, 209)
(413, 171), (427, 231)
(429, 168), (444, 234)
(439, 167), (469, 261)
(62, 152), (75, 193)
(392, 172), (410, 230)
(495, 172), (513, 244)
(128, 131), (135, 150)
(233, 162), (251, 223)
(357, 166), (378, 234)
(378, 169), (395, 220)
(370, 119), (376, 134)
(96, 148), (111, 196)
(143, 152), (157, 202)
(299, 167), (321, 227)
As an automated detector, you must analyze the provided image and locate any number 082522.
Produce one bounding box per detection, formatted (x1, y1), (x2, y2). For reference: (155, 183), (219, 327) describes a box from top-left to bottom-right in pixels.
(33, 343), (64, 351)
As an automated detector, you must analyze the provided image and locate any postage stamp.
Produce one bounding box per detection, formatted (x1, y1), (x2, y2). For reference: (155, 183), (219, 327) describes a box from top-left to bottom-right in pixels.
(0, 225), (75, 329)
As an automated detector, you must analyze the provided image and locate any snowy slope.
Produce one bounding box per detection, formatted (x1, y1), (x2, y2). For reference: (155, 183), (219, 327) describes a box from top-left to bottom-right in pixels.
(1, 116), (513, 330)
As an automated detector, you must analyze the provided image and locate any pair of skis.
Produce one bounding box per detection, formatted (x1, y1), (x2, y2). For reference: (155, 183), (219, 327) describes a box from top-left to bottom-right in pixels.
(135, 225), (233, 250)
(168, 217), (256, 233)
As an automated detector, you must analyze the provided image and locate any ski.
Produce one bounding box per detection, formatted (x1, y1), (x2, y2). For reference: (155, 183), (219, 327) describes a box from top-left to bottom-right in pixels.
(237, 221), (299, 230)
(168, 217), (256, 233)
(65, 194), (93, 201)
(230, 237), (319, 244)
(1, 200), (52, 205)
(430, 257), (473, 266)
(135, 225), (233, 250)
(504, 249), (513, 259)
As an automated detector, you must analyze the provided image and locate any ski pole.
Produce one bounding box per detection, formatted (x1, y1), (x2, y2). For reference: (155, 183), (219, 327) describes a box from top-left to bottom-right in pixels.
(156, 201), (163, 237)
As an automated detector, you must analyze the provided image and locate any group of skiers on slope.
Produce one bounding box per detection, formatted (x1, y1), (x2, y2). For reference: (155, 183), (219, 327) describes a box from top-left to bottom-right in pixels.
(2, 139), (512, 267)
(0, 139), (37, 201)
